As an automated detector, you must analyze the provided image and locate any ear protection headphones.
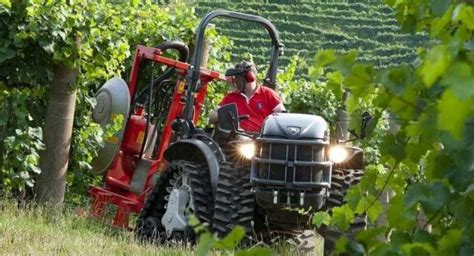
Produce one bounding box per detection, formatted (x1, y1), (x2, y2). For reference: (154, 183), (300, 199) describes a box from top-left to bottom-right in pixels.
(225, 61), (257, 83)
(238, 61), (256, 83)
(244, 65), (256, 83)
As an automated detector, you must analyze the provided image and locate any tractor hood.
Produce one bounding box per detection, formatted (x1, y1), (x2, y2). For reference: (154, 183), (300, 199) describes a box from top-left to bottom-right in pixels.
(261, 113), (329, 140)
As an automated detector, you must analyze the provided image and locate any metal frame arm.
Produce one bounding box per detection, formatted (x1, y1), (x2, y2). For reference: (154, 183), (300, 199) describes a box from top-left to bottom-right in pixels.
(183, 10), (284, 123)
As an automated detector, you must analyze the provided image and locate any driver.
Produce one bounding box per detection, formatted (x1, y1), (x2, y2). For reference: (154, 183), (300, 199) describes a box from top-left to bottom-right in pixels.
(210, 61), (286, 132)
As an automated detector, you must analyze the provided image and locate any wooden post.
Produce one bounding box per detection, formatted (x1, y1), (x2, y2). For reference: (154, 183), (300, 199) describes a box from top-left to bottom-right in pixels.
(36, 65), (77, 206)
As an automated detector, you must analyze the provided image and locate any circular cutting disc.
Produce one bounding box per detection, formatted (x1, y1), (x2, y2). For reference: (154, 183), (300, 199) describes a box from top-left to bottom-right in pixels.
(90, 77), (130, 175)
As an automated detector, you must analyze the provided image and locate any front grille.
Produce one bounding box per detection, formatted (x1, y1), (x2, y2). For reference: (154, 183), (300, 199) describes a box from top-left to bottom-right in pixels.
(250, 137), (332, 189)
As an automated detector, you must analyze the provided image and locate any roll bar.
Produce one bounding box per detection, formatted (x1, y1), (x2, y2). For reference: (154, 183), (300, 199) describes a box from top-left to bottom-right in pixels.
(183, 10), (284, 123)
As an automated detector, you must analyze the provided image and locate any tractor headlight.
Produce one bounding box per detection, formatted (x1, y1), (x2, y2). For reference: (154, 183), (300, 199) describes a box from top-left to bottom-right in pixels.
(329, 145), (348, 164)
(239, 143), (256, 160)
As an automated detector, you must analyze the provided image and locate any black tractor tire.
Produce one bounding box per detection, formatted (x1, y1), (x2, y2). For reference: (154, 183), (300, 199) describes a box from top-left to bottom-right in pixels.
(319, 169), (366, 253)
(135, 160), (213, 243)
(212, 162), (254, 243)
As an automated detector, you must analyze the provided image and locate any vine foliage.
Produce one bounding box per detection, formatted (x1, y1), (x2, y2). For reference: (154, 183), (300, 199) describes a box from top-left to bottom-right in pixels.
(311, 1), (474, 255)
(0, 1), (202, 199)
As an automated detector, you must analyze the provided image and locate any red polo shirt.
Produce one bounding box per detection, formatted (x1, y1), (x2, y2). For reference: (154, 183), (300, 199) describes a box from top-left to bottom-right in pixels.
(219, 85), (282, 132)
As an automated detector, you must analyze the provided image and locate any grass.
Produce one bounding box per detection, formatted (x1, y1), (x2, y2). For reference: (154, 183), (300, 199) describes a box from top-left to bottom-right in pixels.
(0, 200), (324, 255)
(0, 200), (192, 256)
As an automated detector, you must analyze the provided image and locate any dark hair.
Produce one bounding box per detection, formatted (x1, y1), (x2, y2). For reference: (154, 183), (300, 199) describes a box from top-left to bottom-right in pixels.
(235, 61), (257, 73)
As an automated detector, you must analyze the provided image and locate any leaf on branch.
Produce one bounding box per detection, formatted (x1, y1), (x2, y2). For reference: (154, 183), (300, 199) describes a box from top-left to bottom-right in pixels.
(387, 194), (416, 229)
(312, 211), (331, 228)
(367, 199), (383, 224)
(0, 47), (16, 63)
(196, 233), (215, 256)
(378, 65), (411, 95)
(30, 166), (41, 174)
(214, 226), (245, 250)
(0, 0), (11, 8)
(309, 50), (335, 78)
(419, 45), (451, 87)
(431, 5), (453, 37)
(331, 50), (358, 76)
(355, 227), (386, 250)
(453, 4), (474, 31)
(429, 0), (452, 17)
(406, 182), (451, 213)
(345, 64), (375, 97)
(461, 184), (474, 200)
(441, 62), (474, 100)
(437, 89), (472, 140)
(326, 71), (344, 100)
(380, 132), (407, 162)
(401, 242), (436, 255)
(438, 229), (462, 255)
(330, 205), (354, 231)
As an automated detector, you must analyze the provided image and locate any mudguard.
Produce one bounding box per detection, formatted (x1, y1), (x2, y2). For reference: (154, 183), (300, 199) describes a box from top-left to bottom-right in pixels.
(164, 139), (223, 197)
(335, 146), (364, 170)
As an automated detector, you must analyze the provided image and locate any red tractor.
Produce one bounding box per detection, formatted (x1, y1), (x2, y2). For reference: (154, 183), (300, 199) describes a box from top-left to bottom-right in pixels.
(89, 11), (368, 251)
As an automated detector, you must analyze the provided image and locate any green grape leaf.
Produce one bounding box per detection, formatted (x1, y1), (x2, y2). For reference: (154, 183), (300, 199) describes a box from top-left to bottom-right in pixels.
(312, 211), (331, 228)
(30, 165), (41, 174)
(355, 227), (386, 249)
(0, 47), (16, 63)
(366, 199), (383, 224)
(419, 45), (451, 87)
(413, 230), (436, 246)
(461, 183), (474, 200)
(378, 65), (411, 95)
(441, 62), (474, 100)
(326, 71), (344, 100)
(310, 50), (336, 78)
(19, 170), (30, 180)
(0, 0), (11, 8)
(438, 229), (462, 254)
(131, 0), (140, 7)
(431, 5), (453, 36)
(334, 236), (349, 254)
(406, 182), (451, 213)
(430, 0), (452, 17)
(196, 233), (215, 256)
(380, 132), (407, 162)
(453, 4), (474, 30)
(214, 226), (245, 249)
(437, 89), (471, 140)
(331, 205), (354, 231)
(401, 242), (436, 255)
(331, 50), (357, 76)
(387, 194), (416, 229)
(345, 64), (374, 97)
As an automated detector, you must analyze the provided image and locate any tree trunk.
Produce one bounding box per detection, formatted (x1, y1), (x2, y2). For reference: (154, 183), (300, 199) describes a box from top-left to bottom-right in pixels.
(36, 65), (77, 206)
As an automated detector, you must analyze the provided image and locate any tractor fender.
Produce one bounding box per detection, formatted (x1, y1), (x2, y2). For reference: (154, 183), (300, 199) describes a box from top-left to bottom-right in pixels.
(164, 139), (221, 197)
(335, 146), (364, 170)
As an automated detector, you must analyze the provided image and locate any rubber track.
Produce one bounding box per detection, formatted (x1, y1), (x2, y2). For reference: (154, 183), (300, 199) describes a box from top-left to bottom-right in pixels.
(135, 160), (213, 243)
(212, 162), (254, 240)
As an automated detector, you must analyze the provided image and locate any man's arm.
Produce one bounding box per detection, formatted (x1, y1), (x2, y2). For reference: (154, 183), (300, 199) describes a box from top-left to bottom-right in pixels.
(266, 87), (286, 113)
(272, 103), (286, 113)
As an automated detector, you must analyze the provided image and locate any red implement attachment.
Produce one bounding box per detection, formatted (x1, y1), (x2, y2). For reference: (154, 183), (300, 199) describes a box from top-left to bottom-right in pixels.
(89, 45), (226, 228)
